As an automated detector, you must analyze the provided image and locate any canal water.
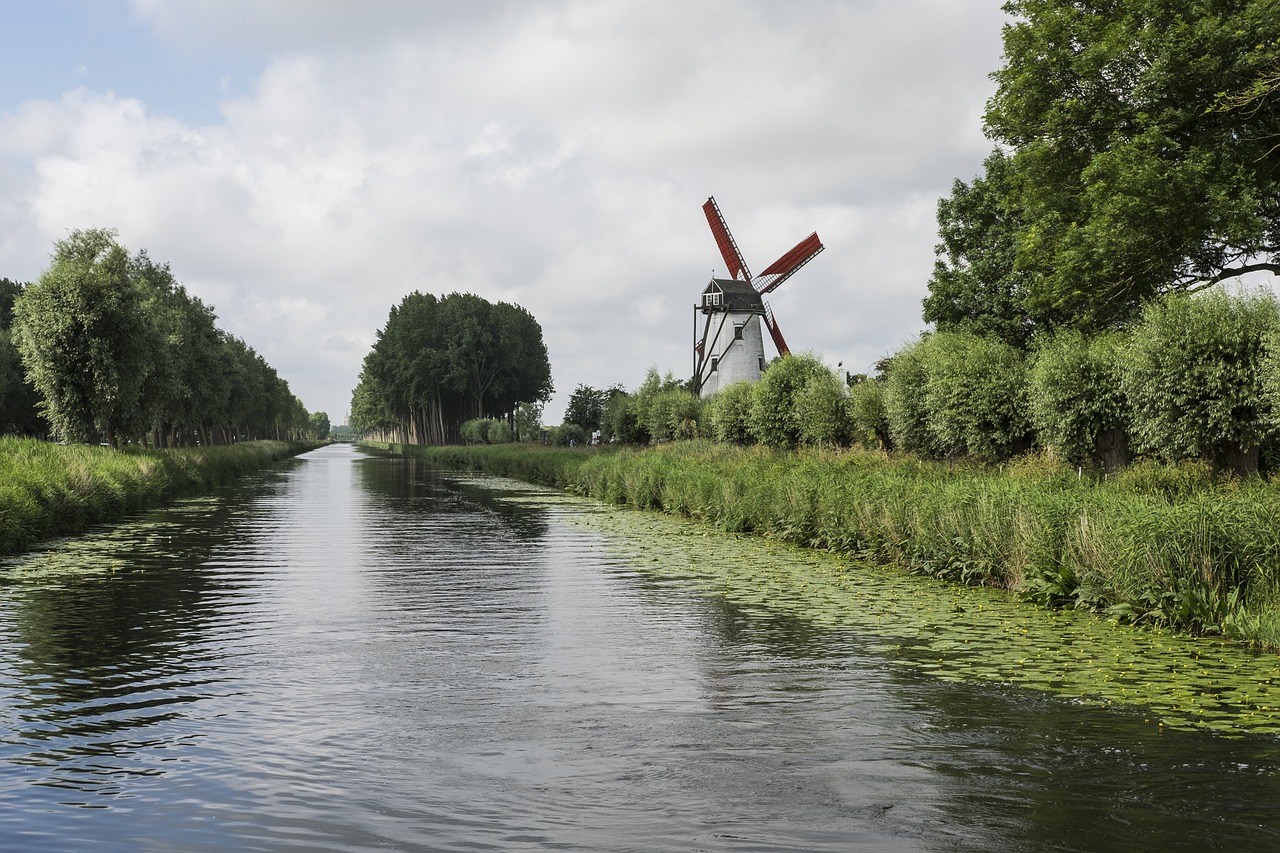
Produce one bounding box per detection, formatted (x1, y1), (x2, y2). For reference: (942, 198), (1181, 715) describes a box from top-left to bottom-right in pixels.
(1, 443), (1278, 851)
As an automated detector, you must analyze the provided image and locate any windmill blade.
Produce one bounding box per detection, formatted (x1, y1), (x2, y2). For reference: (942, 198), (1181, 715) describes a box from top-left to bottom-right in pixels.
(762, 301), (790, 357)
(703, 196), (752, 283)
(754, 232), (823, 295)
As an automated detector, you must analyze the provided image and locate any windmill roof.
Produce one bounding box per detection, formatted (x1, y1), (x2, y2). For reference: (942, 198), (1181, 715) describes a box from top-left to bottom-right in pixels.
(702, 278), (763, 311)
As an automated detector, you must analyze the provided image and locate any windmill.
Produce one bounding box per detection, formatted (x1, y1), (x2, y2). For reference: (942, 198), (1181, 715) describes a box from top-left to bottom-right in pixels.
(693, 196), (824, 397)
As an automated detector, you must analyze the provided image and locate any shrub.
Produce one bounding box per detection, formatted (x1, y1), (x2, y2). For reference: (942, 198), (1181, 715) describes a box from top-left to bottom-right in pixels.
(460, 418), (489, 444)
(1029, 329), (1130, 469)
(1123, 289), (1279, 473)
(795, 370), (853, 448)
(602, 391), (643, 444)
(486, 419), (513, 444)
(748, 353), (831, 449)
(706, 381), (755, 445)
(883, 341), (937, 456)
(919, 331), (1032, 461)
(551, 423), (587, 446)
(848, 379), (890, 450)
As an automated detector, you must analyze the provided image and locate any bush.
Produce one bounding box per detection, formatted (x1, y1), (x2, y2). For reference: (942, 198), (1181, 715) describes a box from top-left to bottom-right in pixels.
(795, 370), (853, 448)
(919, 331), (1032, 461)
(706, 381), (755, 445)
(884, 341), (937, 456)
(1123, 289), (1278, 473)
(647, 387), (703, 441)
(602, 391), (643, 444)
(1029, 329), (1130, 469)
(460, 418), (489, 444)
(748, 353), (831, 449)
(486, 419), (513, 444)
(848, 379), (890, 450)
(551, 423), (587, 446)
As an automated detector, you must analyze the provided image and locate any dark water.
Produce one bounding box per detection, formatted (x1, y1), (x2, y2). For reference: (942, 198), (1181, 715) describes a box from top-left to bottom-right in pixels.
(1, 444), (1278, 852)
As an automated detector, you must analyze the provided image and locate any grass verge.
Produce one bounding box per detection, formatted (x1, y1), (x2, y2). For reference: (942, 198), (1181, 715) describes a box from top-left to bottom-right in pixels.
(0, 438), (316, 556)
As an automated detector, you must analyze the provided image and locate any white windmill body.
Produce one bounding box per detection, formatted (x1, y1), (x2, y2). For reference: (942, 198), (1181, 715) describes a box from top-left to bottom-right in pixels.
(693, 197), (824, 398)
(695, 280), (767, 397)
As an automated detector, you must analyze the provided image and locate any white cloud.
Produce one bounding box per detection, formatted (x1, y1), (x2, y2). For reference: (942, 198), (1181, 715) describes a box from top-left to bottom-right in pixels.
(1, 0), (1009, 422)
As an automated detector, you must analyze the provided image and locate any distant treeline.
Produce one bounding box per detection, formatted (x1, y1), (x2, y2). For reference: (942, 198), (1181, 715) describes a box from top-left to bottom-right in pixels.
(351, 291), (553, 445)
(1, 229), (311, 447)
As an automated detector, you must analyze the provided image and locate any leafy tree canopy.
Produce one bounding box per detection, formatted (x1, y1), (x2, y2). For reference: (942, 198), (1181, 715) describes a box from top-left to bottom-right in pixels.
(932, 0), (1280, 334)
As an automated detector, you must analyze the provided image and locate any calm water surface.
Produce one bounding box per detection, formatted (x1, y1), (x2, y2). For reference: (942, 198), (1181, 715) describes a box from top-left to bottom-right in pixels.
(1, 444), (1278, 851)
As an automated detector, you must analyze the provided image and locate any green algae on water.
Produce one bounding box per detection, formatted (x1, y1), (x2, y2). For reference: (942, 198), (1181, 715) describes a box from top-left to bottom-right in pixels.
(482, 477), (1280, 738)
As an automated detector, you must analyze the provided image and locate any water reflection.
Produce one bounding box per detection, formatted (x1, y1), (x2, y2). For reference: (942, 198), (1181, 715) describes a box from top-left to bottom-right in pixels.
(0, 445), (1278, 851)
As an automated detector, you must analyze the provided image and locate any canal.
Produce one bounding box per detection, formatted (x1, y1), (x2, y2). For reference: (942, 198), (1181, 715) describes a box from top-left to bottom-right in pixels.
(1, 443), (1278, 851)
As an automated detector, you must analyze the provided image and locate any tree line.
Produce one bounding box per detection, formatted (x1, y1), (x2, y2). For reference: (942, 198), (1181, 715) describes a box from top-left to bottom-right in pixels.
(3, 229), (312, 447)
(351, 291), (553, 444)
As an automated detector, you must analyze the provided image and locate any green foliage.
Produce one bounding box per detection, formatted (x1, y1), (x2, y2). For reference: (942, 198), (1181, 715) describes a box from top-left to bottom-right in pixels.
(795, 369), (853, 448)
(883, 342), (937, 456)
(309, 411), (331, 440)
(984, 0), (1280, 326)
(923, 149), (1046, 347)
(626, 368), (691, 443)
(551, 423), (587, 446)
(601, 390), (642, 444)
(646, 387), (703, 442)
(460, 418), (489, 444)
(884, 333), (1031, 461)
(705, 381), (755, 445)
(8, 232), (307, 446)
(1121, 290), (1278, 471)
(847, 378), (890, 450)
(920, 332), (1032, 461)
(513, 402), (542, 442)
(1028, 330), (1130, 466)
(352, 291), (553, 445)
(486, 419), (513, 444)
(564, 384), (618, 432)
(12, 229), (153, 444)
(747, 354), (832, 449)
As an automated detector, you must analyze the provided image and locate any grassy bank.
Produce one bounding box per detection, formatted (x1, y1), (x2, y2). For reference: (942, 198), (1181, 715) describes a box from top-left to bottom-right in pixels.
(372, 440), (1280, 649)
(0, 438), (316, 556)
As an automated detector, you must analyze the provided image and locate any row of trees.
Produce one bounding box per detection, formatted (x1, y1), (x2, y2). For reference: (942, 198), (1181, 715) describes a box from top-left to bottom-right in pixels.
(5, 229), (311, 446)
(868, 290), (1280, 474)
(351, 291), (553, 444)
(0, 278), (46, 436)
(567, 288), (1280, 476)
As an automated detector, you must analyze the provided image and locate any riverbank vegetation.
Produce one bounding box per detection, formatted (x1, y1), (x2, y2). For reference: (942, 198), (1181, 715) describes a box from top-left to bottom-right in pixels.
(0, 438), (313, 557)
(372, 440), (1280, 650)
(4, 230), (312, 447)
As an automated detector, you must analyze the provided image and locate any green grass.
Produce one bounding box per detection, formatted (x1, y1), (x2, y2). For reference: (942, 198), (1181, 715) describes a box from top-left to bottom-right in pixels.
(0, 438), (315, 556)
(373, 440), (1280, 650)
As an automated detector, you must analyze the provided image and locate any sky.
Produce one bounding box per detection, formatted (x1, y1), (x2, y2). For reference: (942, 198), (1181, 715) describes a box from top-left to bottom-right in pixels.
(0, 0), (1011, 426)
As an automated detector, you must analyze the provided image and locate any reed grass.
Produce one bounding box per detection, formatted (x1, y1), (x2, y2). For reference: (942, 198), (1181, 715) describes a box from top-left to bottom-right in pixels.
(377, 440), (1280, 649)
(0, 438), (313, 556)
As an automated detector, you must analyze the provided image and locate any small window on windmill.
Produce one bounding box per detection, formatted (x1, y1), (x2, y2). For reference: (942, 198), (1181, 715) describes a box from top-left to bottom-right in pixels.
(710, 357), (719, 373)
(758, 357), (765, 372)
(705, 292), (721, 308)
(733, 324), (743, 340)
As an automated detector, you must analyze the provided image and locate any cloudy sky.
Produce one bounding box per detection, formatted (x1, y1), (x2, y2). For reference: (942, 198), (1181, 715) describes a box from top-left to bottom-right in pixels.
(0, 1), (1010, 425)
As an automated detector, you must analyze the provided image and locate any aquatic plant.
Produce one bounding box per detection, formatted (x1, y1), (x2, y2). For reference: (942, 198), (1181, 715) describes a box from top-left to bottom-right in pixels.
(379, 440), (1280, 650)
